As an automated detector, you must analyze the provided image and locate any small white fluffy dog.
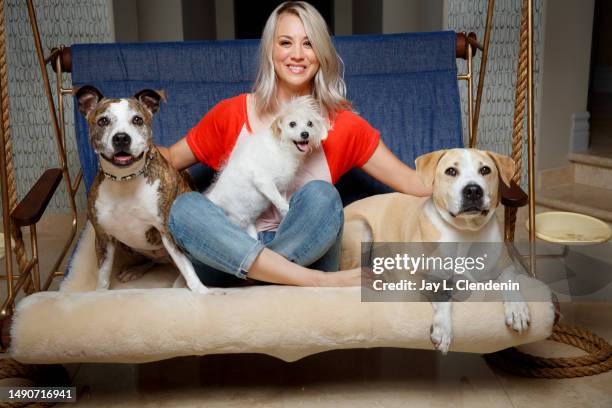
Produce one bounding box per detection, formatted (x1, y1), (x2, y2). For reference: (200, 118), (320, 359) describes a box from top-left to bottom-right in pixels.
(206, 96), (329, 238)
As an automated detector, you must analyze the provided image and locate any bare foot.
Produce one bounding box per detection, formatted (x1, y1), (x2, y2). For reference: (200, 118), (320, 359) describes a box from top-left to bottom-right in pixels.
(317, 268), (363, 287)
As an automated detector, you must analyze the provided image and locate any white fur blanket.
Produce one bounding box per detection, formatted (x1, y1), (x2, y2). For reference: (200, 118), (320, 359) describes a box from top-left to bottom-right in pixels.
(9, 222), (555, 364)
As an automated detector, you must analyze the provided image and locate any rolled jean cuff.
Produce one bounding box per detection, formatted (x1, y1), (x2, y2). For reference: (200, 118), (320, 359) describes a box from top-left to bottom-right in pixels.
(237, 240), (265, 279)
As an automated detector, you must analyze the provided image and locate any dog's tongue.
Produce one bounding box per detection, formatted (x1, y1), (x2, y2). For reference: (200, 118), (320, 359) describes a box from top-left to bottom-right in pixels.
(113, 153), (133, 165)
(295, 141), (309, 153)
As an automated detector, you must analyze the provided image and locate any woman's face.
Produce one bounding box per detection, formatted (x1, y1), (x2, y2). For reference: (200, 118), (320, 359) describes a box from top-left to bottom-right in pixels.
(272, 13), (320, 97)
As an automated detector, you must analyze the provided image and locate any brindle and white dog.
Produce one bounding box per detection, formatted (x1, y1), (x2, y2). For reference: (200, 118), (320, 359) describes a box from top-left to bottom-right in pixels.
(76, 85), (209, 293)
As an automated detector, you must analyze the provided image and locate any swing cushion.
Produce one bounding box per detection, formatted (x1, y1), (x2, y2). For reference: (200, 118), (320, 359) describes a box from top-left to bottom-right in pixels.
(10, 222), (554, 363)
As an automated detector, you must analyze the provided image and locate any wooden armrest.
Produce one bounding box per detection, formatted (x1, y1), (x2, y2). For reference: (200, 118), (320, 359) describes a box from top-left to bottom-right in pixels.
(500, 179), (528, 208)
(11, 168), (63, 227)
(1, 313), (12, 350)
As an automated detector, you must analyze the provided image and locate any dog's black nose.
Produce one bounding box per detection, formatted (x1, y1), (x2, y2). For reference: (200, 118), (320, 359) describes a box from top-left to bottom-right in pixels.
(462, 184), (483, 201)
(300, 131), (309, 140)
(112, 133), (131, 150)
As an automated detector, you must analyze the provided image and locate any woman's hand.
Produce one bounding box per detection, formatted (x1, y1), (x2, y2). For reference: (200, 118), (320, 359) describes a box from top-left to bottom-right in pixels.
(362, 141), (432, 197)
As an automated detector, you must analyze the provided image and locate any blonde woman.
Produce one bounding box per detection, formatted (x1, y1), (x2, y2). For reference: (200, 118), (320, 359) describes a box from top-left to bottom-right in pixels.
(159, 1), (430, 287)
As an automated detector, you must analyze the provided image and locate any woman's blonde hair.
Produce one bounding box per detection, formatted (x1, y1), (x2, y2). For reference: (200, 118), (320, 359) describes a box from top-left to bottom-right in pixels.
(253, 1), (351, 118)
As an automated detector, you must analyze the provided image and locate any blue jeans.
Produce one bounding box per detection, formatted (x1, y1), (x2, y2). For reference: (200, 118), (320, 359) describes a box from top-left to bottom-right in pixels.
(168, 180), (344, 287)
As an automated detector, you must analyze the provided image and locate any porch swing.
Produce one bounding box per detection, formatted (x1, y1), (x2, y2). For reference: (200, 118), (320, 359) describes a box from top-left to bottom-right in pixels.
(0, 0), (609, 381)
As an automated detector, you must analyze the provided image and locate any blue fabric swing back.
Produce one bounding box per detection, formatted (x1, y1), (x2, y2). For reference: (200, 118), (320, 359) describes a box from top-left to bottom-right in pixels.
(71, 31), (463, 204)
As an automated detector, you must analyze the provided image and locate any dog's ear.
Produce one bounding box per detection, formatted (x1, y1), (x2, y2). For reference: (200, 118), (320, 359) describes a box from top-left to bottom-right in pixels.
(415, 150), (448, 188)
(134, 89), (167, 114)
(486, 151), (516, 186)
(317, 110), (331, 141)
(75, 85), (103, 118)
(270, 116), (283, 138)
(320, 119), (331, 141)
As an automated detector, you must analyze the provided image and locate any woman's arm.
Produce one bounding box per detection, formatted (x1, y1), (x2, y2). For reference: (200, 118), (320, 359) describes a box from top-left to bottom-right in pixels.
(361, 141), (432, 197)
(157, 138), (199, 171)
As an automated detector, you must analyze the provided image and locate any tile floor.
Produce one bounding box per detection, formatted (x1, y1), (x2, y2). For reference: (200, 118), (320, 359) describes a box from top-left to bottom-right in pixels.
(0, 209), (611, 407)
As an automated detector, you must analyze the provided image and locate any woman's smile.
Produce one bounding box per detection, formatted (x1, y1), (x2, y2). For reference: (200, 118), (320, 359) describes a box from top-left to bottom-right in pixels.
(287, 64), (307, 74)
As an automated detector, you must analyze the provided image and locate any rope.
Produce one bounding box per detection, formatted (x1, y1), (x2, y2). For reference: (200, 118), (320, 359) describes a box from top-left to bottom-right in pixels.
(0, 359), (69, 407)
(504, 0), (529, 242)
(494, 0), (611, 380)
(485, 323), (612, 378)
(0, 0), (31, 288)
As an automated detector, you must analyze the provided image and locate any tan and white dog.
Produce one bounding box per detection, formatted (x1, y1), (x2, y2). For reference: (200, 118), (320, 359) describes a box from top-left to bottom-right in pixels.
(341, 148), (530, 354)
(76, 85), (209, 294)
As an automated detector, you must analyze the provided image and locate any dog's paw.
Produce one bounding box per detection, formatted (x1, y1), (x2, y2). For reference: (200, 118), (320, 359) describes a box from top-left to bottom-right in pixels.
(96, 279), (110, 290)
(278, 203), (289, 218)
(117, 263), (151, 283)
(504, 301), (531, 332)
(430, 321), (453, 354)
(246, 224), (258, 239)
(196, 287), (225, 295)
(172, 275), (186, 288)
(193, 285), (210, 294)
(116, 269), (143, 283)
(188, 283), (220, 295)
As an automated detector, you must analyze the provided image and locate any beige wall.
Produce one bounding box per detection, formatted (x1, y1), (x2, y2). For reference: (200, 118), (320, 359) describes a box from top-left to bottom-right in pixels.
(136, 0), (184, 42)
(114, 0), (219, 42)
(382, 0), (443, 33)
(112, 0), (139, 42)
(114, 1), (445, 41)
(538, 0), (595, 170)
(215, 0), (234, 40)
(335, 0), (353, 36)
(113, 0), (184, 42)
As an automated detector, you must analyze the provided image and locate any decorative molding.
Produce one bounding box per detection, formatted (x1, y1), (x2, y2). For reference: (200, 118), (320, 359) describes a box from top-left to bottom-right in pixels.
(570, 111), (590, 152)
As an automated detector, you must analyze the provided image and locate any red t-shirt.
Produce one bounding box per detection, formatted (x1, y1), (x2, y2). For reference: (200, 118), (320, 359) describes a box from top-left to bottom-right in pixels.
(186, 94), (380, 184)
